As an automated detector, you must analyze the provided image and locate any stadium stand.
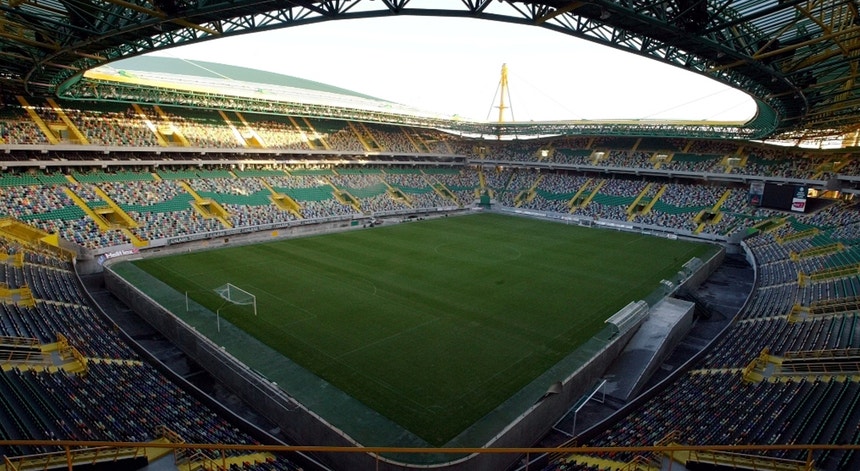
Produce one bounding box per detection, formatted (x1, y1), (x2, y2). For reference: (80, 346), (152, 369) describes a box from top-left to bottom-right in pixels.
(546, 197), (860, 470)
(0, 235), (304, 469)
(0, 87), (859, 471)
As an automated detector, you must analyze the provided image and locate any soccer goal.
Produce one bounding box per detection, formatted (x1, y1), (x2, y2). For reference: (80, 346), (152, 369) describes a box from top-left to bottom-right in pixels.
(185, 283), (257, 332)
(213, 283), (258, 316)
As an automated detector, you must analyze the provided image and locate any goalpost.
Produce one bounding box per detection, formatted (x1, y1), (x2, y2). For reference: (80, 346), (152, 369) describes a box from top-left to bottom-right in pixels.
(186, 283), (257, 332)
(212, 283), (257, 316)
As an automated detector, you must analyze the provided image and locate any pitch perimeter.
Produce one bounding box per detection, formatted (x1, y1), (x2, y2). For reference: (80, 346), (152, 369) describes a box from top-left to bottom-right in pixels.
(129, 212), (713, 446)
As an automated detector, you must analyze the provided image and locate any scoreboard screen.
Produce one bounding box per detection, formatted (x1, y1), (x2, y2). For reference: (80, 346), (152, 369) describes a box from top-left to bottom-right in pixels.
(750, 183), (808, 213)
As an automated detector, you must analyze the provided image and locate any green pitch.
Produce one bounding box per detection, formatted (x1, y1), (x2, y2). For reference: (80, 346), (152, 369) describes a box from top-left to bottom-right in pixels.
(133, 213), (712, 445)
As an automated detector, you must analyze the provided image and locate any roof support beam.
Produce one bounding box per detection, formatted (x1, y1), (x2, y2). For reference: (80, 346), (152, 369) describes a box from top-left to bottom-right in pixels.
(97, 0), (220, 35)
(535, 2), (583, 25)
(0, 0), (856, 138)
(708, 26), (860, 74)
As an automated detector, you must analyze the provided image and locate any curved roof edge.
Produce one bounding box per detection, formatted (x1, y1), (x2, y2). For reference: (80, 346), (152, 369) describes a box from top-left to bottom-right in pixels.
(7, 1), (850, 141)
(60, 73), (758, 141)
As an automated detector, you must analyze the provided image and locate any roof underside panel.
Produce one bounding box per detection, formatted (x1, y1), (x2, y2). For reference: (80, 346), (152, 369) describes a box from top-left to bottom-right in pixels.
(2, 0), (859, 140)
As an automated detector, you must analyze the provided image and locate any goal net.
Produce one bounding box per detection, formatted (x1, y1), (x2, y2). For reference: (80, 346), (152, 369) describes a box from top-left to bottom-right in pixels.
(213, 283), (257, 316)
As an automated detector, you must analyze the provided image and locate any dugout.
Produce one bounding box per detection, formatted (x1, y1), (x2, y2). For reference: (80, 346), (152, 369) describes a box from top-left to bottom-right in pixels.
(604, 301), (649, 340)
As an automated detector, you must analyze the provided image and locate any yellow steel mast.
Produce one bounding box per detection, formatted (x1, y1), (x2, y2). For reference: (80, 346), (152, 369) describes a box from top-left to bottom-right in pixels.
(489, 63), (514, 139)
(497, 63), (509, 125)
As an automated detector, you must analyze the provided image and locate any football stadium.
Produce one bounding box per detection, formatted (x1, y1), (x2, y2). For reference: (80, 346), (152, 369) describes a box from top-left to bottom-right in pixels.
(1, 1), (860, 471)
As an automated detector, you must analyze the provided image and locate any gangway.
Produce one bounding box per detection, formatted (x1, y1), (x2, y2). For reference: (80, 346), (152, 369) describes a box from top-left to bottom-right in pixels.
(568, 179), (593, 209)
(15, 96), (59, 144)
(234, 112), (267, 148)
(694, 189), (734, 233)
(178, 181), (233, 229)
(260, 180), (303, 218)
(401, 127), (429, 152)
(218, 110), (249, 148)
(45, 98), (89, 144)
(324, 178), (362, 212)
(573, 179), (605, 211)
(130, 104), (169, 146)
(514, 175), (544, 207)
(380, 178), (413, 207)
(348, 121), (384, 152)
(423, 174), (460, 206)
(626, 183), (653, 217)
(152, 105), (190, 146)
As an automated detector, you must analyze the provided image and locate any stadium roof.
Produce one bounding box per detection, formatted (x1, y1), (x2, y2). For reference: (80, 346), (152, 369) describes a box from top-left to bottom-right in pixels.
(1, 0), (859, 141)
(108, 56), (384, 101)
(87, 55), (453, 118)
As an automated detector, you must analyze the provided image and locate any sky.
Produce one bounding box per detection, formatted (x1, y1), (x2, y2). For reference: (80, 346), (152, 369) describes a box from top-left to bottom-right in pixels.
(145, 11), (758, 123)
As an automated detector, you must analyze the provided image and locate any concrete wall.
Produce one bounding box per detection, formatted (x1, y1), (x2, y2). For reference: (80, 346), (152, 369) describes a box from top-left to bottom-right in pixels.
(79, 209), (470, 275)
(495, 207), (730, 245)
(679, 248), (726, 292)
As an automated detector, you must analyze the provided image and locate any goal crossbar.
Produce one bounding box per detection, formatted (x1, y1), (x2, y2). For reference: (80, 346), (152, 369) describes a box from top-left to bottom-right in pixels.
(213, 283), (257, 316)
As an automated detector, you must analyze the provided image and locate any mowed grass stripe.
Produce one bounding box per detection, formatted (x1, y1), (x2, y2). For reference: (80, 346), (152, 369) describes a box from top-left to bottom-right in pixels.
(134, 213), (712, 445)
